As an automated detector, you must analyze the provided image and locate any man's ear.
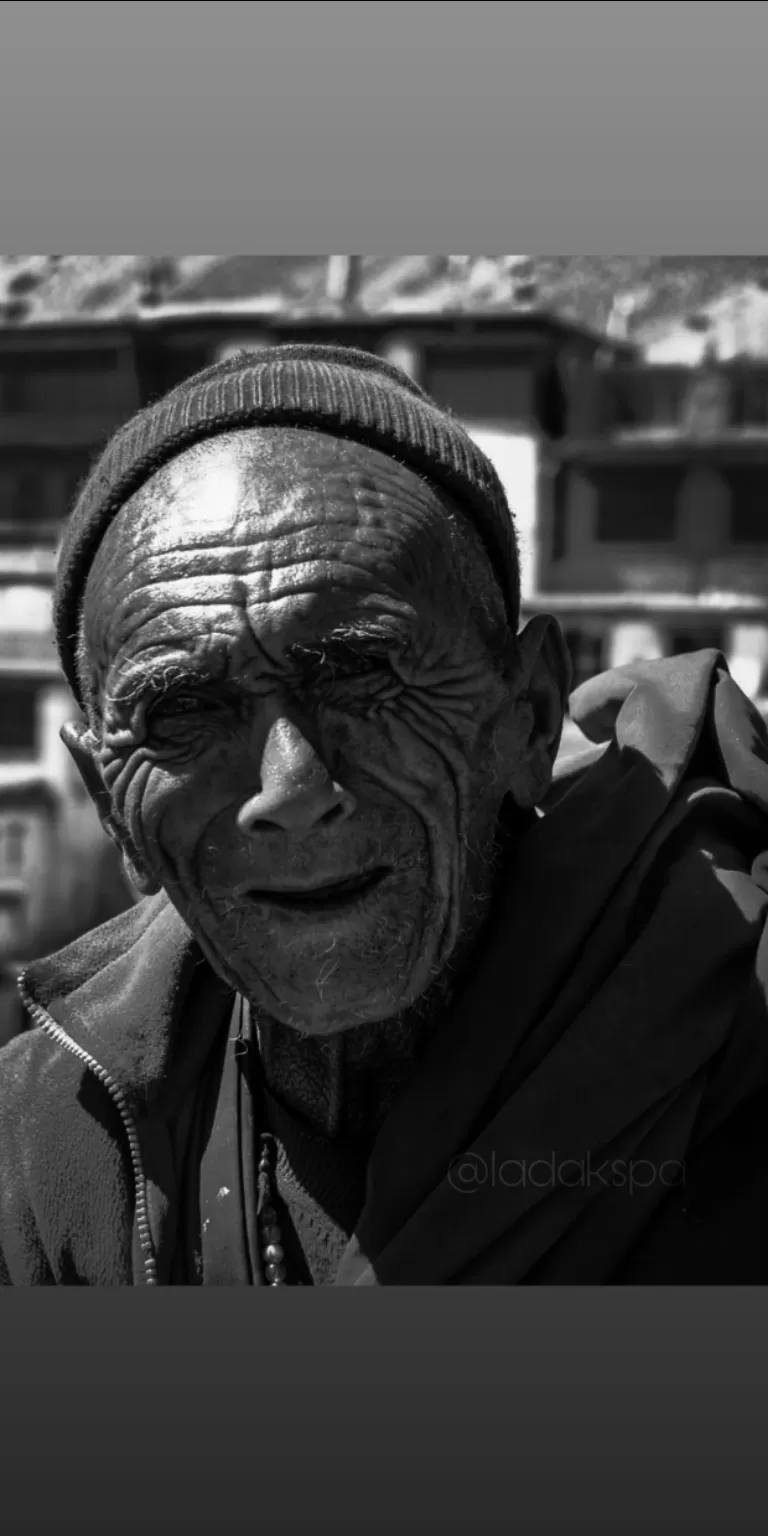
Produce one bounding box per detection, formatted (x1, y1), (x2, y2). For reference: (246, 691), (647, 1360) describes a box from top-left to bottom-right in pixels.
(60, 720), (161, 897)
(61, 720), (112, 824)
(507, 615), (572, 808)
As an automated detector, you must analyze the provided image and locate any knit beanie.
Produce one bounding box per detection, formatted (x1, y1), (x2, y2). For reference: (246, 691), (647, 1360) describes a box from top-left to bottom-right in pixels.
(54, 343), (520, 707)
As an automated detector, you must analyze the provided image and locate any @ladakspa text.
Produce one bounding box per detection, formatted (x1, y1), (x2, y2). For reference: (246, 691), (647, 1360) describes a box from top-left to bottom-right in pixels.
(447, 1151), (686, 1196)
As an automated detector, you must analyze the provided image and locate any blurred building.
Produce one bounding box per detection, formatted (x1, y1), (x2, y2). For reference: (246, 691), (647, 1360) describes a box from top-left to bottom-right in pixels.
(0, 324), (140, 1011)
(542, 349), (768, 698)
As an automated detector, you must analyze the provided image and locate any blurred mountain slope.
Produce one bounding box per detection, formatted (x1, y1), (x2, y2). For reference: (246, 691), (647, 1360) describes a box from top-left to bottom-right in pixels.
(4, 254), (768, 360)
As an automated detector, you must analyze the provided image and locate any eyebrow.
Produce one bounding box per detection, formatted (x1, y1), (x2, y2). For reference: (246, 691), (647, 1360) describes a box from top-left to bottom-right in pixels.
(286, 620), (411, 664)
(106, 658), (229, 709)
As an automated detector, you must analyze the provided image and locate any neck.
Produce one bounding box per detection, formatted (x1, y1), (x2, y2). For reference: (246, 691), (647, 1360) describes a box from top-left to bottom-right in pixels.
(252, 976), (451, 1144)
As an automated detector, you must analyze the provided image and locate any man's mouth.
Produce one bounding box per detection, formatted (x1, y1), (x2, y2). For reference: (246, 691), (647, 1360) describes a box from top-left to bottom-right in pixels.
(243, 866), (391, 915)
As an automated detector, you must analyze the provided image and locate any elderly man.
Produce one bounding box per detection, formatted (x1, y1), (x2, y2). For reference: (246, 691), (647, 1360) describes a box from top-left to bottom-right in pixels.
(2, 343), (768, 1286)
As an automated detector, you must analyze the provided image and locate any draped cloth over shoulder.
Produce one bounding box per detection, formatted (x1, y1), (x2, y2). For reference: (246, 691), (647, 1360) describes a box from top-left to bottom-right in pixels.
(328, 652), (768, 1283)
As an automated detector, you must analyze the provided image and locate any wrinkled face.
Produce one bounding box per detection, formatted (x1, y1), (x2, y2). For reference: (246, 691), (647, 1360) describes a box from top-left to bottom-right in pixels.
(76, 429), (560, 1035)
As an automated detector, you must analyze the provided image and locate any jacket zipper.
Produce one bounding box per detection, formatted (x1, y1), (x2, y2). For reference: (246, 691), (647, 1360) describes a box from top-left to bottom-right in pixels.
(17, 972), (158, 1287)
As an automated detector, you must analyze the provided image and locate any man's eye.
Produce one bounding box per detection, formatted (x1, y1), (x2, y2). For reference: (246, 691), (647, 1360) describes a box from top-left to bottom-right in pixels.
(150, 694), (223, 727)
(313, 657), (392, 686)
(158, 695), (200, 716)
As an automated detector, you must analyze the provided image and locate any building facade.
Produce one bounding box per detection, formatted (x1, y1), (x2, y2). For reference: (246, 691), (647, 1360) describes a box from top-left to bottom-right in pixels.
(537, 352), (768, 696)
(0, 325), (141, 986)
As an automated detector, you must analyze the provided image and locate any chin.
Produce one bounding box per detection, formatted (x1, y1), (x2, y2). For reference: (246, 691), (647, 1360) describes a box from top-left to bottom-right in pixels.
(192, 884), (449, 1031)
(246, 975), (423, 1036)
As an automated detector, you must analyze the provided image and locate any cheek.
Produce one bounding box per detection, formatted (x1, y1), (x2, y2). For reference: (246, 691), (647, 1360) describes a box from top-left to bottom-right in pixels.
(346, 697), (504, 824)
(106, 748), (216, 871)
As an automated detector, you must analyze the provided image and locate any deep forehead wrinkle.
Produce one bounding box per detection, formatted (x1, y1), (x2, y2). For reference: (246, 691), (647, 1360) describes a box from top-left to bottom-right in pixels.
(87, 428), (461, 586)
(99, 563), (422, 671)
(81, 427), (508, 706)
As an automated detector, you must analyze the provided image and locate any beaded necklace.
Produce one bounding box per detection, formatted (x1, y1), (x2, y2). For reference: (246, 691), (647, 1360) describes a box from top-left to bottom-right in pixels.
(256, 1130), (291, 1285)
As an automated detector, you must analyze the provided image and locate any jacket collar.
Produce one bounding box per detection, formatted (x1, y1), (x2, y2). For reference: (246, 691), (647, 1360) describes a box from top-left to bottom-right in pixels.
(21, 891), (233, 1121)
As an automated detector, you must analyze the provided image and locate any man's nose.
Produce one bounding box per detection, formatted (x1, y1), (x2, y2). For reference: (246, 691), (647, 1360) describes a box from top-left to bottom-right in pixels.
(237, 717), (356, 837)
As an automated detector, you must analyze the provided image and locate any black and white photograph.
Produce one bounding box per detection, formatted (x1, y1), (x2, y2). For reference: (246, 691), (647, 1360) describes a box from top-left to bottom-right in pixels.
(6, 3), (768, 1530)
(2, 253), (768, 1286)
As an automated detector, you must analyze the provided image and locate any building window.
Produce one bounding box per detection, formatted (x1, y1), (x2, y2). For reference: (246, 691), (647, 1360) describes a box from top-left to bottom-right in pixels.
(592, 468), (680, 543)
(0, 351), (128, 416)
(0, 467), (49, 525)
(562, 629), (604, 692)
(725, 468), (768, 543)
(0, 456), (89, 538)
(0, 818), (29, 880)
(729, 371), (768, 429)
(11, 473), (47, 522)
(0, 470), (54, 544)
(608, 369), (692, 434)
(550, 467), (569, 560)
(667, 627), (723, 658)
(425, 352), (534, 427)
(62, 457), (94, 510)
(0, 681), (38, 759)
